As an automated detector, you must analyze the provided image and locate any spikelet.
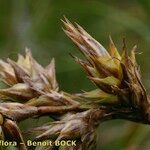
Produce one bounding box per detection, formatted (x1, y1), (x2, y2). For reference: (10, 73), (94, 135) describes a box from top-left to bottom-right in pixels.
(0, 49), (59, 102)
(26, 109), (99, 150)
(0, 49), (79, 110)
(62, 18), (149, 112)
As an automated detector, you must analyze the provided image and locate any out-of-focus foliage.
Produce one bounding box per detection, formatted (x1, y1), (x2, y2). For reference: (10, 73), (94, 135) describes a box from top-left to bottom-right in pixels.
(0, 0), (149, 149)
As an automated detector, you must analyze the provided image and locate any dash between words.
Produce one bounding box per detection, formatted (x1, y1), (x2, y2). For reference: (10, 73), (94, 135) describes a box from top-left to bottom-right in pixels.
(0, 140), (77, 147)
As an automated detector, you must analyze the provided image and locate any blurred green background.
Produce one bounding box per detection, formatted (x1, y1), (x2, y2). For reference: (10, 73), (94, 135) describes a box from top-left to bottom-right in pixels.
(0, 0), (150, 150)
